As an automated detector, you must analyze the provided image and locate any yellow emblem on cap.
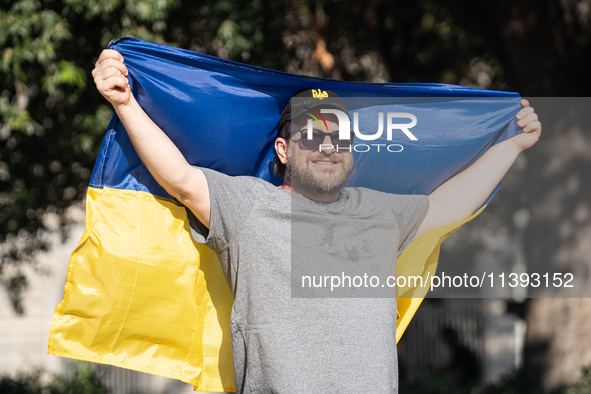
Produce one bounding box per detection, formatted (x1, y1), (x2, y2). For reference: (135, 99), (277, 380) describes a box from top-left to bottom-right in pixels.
(312, 89), (329, 99)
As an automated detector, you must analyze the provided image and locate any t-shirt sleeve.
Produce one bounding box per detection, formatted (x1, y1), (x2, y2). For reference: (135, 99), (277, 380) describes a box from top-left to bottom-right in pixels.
(391, 194), (430, 256)
(185, 167), (255, 254)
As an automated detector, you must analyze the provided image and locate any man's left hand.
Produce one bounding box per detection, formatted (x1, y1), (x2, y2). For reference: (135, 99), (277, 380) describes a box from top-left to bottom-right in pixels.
(418, 97), (542, 237)
(511, 98), (542, 152)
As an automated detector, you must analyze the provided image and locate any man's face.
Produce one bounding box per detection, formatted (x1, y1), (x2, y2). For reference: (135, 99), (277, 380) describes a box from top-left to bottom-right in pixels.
(285, 110), (354, 196)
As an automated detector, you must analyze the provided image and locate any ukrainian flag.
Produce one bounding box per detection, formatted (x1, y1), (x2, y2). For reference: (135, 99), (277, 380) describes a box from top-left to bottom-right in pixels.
(48, 37), (522, 391)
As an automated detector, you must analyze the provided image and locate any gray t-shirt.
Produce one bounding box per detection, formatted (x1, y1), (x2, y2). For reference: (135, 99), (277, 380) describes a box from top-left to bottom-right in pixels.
(187, 168), (429, 394)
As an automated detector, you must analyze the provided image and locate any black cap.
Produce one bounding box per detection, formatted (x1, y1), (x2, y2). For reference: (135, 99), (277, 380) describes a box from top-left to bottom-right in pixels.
(278, 88), (349, 136)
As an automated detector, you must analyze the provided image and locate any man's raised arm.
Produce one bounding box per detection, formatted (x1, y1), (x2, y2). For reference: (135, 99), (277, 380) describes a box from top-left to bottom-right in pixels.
(92, 49), (211, 228)
(415, 99), (541, 238)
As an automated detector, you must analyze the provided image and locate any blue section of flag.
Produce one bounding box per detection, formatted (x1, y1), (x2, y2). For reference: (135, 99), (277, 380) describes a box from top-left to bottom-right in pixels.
(90, 37), (521, 199)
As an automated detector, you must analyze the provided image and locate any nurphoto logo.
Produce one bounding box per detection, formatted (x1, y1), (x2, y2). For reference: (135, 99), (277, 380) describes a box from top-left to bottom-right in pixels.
(304, 108), (418, 153)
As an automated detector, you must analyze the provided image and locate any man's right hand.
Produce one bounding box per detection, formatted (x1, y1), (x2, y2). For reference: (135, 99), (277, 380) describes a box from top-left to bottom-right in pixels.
(92, 49), (131, 110)
(90, 47), (211, 228)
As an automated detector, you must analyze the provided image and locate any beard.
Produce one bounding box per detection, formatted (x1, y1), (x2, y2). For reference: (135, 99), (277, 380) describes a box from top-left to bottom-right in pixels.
(286, 149), (354, 196)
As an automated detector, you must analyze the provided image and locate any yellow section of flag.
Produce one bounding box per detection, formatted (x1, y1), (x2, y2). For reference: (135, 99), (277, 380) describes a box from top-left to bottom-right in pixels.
(48, 186), (235, 392)
(396, 206), (485, 341)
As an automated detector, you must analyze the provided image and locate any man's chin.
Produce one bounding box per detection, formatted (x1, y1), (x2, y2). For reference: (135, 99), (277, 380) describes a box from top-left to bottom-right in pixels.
(308, 167), (341, 179)
(298, 170), (349, 195)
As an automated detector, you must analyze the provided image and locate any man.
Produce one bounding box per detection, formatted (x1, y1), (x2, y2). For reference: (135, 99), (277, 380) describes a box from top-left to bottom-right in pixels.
(92, 49), (541, 393)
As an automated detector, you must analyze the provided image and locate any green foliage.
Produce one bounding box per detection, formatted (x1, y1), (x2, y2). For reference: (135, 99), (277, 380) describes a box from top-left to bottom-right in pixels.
(479, 369), (543, 394)
(561, 368), (591, 394)
(0, 372), (43, 394)
(0, 363), (108, 394)
(164, 0), (278, 66)
(46, 363), (109, 394)
(400, 367), (479, 394)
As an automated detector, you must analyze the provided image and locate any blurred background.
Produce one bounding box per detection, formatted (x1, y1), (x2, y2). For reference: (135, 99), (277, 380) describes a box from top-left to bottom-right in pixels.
(1, 0), (591, 393)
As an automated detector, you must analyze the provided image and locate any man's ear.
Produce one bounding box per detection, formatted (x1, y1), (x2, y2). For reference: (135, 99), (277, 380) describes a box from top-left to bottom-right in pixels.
(275, 137), (289, 164)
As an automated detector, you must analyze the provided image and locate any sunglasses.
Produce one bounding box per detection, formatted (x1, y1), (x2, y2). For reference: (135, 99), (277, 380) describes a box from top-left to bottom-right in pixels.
(290, 128), (355, 150)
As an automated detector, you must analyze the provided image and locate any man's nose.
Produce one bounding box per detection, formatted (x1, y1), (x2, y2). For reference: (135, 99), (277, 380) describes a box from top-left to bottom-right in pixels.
(318, 134), (336, 154)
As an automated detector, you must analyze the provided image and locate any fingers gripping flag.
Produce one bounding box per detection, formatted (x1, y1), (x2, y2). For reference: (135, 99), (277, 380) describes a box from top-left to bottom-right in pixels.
(48, 37), (522, 392)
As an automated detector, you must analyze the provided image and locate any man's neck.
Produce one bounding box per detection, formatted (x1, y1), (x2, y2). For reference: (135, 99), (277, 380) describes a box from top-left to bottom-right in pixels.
(278, 181), (340, 203)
